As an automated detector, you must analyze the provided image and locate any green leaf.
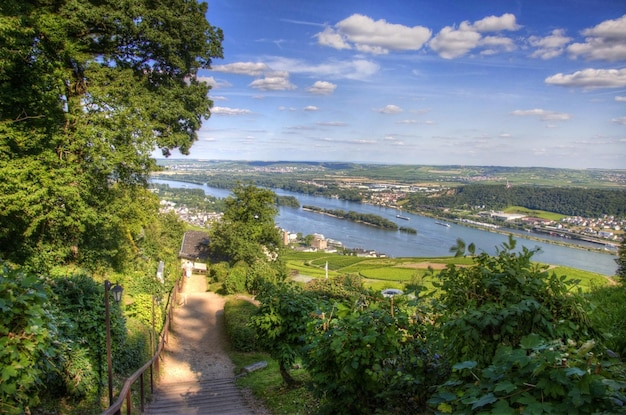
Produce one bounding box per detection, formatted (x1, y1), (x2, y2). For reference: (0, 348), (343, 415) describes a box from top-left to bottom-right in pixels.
(471, 393), (497, 409)
(453, 360), (478, 370)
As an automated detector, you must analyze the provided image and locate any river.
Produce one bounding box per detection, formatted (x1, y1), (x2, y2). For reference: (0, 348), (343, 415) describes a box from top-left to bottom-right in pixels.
(152, 179), (618, 276)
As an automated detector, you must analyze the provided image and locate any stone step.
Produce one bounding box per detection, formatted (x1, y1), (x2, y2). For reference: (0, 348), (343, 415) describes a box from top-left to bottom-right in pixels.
(145, 378), (255, 415)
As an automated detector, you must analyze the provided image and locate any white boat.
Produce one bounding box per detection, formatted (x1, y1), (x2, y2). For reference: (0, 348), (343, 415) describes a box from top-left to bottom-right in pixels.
(396, 214), (410, 220)
(435, 221), (450, 227)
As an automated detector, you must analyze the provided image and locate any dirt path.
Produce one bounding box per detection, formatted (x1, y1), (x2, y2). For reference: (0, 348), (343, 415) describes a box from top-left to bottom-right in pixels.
(160, 274), (235, 381)
(155, 273), (271, 414)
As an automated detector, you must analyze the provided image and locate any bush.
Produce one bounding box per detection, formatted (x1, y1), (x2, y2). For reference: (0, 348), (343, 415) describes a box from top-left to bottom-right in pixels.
(210, 261), (230, 283)
(587, 284), (626, 357)
(430, 335), (626, 414)
(0, 265), (56, 414)
(224, 298), (259, 352)
(224, 261), (248, 294)
(434, 236), (594, 367)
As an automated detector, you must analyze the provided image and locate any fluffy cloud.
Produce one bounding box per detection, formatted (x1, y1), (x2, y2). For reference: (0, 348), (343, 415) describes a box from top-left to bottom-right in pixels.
(212, 62), (269, 76)
(616, 96), (626, 101)
(511, 108), (571, 121)
(568, 15), (626, 61)
(265, 56), (379, 81)
(545, 68), (626, 89)
(316, 14), (431, 55)
(304, 106), (319, 111)
(472, 13), (521, 32)
(249, 72), (297, 91)
(529, 29), (572, 59)
(612, 116), (626, 125)
(307, 81), (337, 95)
(430, 13), (521, 59)
(211, 106), (252, 116)
(375, 104), (403, 114)
(316, 27), (352, 50)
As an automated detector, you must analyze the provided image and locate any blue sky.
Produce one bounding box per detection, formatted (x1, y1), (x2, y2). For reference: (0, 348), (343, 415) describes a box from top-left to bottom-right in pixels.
(173, 0), (626, 169)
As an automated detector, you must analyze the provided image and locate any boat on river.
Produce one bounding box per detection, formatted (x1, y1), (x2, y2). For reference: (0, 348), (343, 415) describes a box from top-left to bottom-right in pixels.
(396, 214), (410, 220)
(435, 221), (450, 227)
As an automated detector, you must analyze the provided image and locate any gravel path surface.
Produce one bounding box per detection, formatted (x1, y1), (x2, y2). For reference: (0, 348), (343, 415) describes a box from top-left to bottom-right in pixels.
(155, 273), (271, 414)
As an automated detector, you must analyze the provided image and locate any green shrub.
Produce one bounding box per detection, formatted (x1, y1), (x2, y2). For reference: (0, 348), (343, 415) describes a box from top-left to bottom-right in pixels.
(587, 284), (626, 357)
(224, 298), (259, 352)
(116, 318), (152, 375)
(430, 335), (626, 414)
(224, 261), (248, 294)
(0, 265), (56, 414)
(210, 261), (230, 283)
(62, 346), (98, 398)
(434, 236), (594, 367)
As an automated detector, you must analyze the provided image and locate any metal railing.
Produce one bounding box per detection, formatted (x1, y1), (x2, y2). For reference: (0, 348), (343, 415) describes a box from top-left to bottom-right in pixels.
(101, 277), (182, 415)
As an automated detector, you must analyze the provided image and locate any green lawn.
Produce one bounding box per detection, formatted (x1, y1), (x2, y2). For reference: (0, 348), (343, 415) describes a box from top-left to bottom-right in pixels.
(283, 250), (611, 292)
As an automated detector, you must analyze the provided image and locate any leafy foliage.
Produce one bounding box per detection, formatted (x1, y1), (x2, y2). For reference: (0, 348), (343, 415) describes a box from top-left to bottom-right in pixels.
(252, 283), (320, 385)
(0, 265), (56, 414)
(434, 235), (594, 367)
(431, 335), (626, 414)
(246, 237), (625, 414)
(304, 300), (446, 415)
(224, 298), (260, 353)
(209, 183), (284, 266)
(0, 0), (223, 270)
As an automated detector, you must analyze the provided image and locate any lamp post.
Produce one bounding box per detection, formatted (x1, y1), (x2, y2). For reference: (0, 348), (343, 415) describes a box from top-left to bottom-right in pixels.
(105, 280), (123, 407)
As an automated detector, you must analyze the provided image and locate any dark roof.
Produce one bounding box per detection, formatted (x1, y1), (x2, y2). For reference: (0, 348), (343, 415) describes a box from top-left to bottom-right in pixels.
(179, 231), (210, 260)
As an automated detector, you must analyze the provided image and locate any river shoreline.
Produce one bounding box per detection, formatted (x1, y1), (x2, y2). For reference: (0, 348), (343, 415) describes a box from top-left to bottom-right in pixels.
(151, 176), (617, 256)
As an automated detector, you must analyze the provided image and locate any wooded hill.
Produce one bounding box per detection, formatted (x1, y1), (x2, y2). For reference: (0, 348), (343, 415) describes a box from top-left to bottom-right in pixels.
(405, 184), (626, 217)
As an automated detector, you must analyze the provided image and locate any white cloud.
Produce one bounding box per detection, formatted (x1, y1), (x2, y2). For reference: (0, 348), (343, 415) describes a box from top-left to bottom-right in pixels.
(249, 74), (297, 91)
(612, 116), (626, 125)
(511, 108), (571, 121)
(430, 26), (482, 59)
(197, 76), (230, 89)
(568, 15), (626, 61)
(316, 14), (431, 55)
(307, 81), (337, 95)
(316, 27), (352, 50)
(430, 13), (521, 59)
(375, 104), (403, 114)
(545, 68), (626, 89)
(212, 106), (252, 116)
(616, 96), (626, 101)
(317, 121), (347, 127)
(212, 62), (270, 76)
(304, 106), (319, 111)
(472, 13), (521, 32)
(265, 56), (379, 81)
(529, 29), (572, 59)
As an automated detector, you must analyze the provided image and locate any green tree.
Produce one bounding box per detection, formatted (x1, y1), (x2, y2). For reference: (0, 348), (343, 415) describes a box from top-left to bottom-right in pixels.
(209, 183), (284, 266)
(0, 0), (223, 269)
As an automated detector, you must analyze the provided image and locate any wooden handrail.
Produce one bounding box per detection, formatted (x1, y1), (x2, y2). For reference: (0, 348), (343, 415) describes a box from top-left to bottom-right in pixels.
(101, 277), (182, 415)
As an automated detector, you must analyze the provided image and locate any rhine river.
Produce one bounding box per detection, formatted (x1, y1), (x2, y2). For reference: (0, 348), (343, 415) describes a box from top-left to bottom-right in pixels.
(152, 179), (618, 276)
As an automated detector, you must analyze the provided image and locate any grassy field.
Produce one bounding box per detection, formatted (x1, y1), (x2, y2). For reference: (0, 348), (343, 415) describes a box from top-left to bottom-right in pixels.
(284, 250), (612, 292)
(504, 206), (567, 221)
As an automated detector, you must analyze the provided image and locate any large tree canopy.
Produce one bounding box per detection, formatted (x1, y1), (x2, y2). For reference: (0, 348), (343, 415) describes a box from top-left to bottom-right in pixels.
(0, 0), (223, 268)
(210, 183), (284, 266)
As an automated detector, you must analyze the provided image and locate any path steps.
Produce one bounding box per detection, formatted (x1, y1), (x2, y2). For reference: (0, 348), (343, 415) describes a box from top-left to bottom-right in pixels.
(145, 377), (255, 415)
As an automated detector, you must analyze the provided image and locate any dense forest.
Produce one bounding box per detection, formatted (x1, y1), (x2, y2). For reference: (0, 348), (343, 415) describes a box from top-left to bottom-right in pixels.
(405, 184), (626, 216)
